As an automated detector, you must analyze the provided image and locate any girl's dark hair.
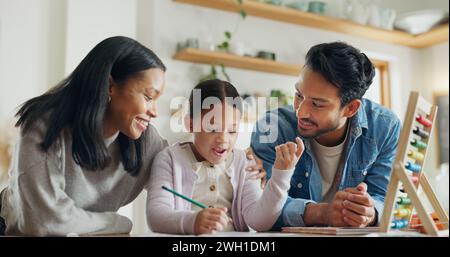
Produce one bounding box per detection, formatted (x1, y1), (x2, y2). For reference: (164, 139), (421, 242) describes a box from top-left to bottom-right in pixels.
(305, 42), (375, 106)
(15, 36), (166, 176)
(188, 79), (242, 119)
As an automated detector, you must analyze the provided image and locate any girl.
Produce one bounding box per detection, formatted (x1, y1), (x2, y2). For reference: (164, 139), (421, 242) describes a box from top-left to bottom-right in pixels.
(147, 79), (304, 234)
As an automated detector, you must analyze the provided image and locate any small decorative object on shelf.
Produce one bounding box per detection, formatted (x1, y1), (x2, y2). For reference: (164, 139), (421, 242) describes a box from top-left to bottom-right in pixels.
(346, 0), (370, 25)
(256, 51), (276, 61)
(308, 1), (326, 15)
(256, 0), (283, 6)
(284, 0), (308, 12)
(229, 42), (246, 56)
(176, 38), (199, 52)
(394, 9), (449, 35)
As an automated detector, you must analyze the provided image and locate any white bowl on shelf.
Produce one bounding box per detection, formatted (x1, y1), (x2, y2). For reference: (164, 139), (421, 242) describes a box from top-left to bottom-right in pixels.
(394, 9), (448, 35)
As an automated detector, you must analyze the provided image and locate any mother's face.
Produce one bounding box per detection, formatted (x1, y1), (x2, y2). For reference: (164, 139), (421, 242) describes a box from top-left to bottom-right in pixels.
(105, 68), (165, 139)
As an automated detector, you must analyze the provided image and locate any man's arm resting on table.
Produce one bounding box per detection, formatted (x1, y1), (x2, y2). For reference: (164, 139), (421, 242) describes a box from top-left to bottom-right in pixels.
(271, 197), (318, 230)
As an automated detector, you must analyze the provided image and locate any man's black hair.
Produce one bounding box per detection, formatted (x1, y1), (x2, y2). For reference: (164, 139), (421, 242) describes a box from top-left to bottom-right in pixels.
(305, 42), (375, 106)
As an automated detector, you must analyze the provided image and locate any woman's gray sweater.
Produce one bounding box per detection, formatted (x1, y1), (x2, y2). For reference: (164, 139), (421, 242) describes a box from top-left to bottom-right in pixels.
(0, 118), (167, 236)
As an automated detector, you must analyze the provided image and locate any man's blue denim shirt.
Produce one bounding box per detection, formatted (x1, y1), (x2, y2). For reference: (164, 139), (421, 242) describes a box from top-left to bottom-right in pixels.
(251, 99), (401, 229)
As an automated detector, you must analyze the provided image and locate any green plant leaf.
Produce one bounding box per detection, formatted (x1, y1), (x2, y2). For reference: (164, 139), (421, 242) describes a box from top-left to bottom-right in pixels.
(224, 31), (232, 40)
(217, 41), (229, 50)
(218, 41), (229, 50)
(199, 65), (218, 82)
(220, 64), (231, 82)
(239, 10), (247, 19)
(199, 0), (244, 83)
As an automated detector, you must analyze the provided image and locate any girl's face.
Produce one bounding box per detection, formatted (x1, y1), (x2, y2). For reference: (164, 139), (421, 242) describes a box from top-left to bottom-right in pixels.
(191, 103), (241, 165)
(104, 68), (165, 139)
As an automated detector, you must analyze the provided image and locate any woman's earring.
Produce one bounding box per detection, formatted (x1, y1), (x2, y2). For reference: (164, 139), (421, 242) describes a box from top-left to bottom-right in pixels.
(108, 96), (111, 103)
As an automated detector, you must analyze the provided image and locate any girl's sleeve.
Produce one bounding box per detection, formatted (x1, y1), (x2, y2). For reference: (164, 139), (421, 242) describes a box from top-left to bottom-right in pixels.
(240, 158), (294, 231)
(146, 150), (198, 234)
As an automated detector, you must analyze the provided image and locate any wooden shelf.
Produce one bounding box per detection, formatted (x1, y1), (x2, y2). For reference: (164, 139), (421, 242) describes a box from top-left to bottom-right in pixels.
(174, 0), (449, 48)
(174, 48), (392, 107)
(174, 48), (302, 76)
(173, 48), (387, 75)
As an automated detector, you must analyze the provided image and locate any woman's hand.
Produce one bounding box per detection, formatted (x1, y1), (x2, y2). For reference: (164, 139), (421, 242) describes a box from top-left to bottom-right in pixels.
(273, 137), (304, 171)
(194, 207), (230, 235)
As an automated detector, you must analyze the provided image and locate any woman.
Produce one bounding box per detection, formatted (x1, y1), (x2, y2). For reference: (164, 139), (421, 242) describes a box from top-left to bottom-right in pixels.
(0, 36), (168, 236)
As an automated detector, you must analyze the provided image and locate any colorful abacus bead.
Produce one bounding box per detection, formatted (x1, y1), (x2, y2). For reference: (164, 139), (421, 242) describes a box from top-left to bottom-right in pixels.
(394, 208), (412, 218)
(410, 139), (427, 149)
(410, 176), (419, 183)
(408, 150), (424, 161)
(397, 197), (411, 205)
(391, 219), (409, 229)
(413, 126), (430, 139)
(416, 115), (432, 127)
(405, 162), (421, 173)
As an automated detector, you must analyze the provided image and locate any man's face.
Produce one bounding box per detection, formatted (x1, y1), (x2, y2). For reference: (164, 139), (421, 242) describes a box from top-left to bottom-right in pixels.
(294, 68), (348, 139)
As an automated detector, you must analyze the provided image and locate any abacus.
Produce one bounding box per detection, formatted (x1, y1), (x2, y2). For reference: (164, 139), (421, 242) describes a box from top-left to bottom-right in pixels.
(380, 91), (449, 236)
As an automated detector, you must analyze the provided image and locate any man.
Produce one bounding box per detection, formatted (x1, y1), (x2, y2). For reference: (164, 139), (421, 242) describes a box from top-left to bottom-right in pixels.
(251, 42), (401, 228)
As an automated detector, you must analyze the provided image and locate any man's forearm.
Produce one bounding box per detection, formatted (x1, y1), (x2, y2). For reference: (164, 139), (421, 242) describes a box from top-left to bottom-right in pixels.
(303, 203), (328, 226)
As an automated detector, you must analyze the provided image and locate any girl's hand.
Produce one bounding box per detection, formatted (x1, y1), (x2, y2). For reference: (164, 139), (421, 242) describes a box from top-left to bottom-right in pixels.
(273, 137), (304, 171)
(194, 207), (230, 235)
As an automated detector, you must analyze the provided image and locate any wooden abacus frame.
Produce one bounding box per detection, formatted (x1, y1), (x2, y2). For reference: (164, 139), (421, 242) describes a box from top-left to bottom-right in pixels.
(380, 91), (449, 236)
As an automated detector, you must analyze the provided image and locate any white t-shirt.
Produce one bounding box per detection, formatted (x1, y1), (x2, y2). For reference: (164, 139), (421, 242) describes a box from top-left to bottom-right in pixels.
(310, 131), (348, 202)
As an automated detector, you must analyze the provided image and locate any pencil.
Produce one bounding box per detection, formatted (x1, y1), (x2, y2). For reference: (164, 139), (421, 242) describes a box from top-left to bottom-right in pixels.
(162, 185), (208, 209)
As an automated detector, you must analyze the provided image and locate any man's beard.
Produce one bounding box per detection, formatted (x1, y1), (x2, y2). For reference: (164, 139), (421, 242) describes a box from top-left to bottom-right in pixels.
(297, 119), (341, 139)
